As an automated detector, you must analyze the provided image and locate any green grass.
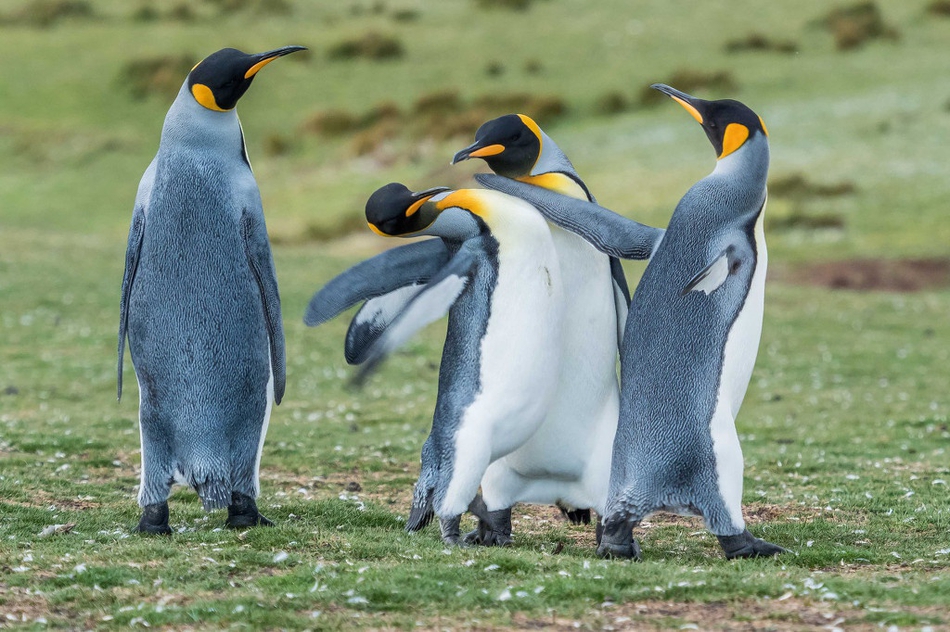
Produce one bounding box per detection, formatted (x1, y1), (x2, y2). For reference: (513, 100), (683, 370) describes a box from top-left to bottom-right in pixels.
(1, 0), (949, 628)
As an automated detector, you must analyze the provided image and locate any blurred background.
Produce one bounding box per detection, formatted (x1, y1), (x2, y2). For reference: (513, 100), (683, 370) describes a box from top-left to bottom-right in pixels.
(0, 0), (947, 491)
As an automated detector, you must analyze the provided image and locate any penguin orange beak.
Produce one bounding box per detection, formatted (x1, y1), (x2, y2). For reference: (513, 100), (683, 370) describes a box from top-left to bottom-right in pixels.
(651, 84), (705, 125)
(452, 140), (505, 165)
(244, 45), (308, 79)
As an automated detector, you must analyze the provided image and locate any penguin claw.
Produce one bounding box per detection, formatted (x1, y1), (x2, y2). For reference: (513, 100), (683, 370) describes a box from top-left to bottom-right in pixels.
(462, 526), (513, 547)
(596, 518), (641, 560)
(596, 539), (642, 560)
(137, 502), (172, 535)
(225, 493), (274, 529)
(717, 530), (786, 559)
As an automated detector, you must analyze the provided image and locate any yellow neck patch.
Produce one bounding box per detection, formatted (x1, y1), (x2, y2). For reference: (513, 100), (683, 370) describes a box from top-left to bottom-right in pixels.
(244, 56), (276, 79)
(758, 115), (769, 137)
(191, 83), (227, 112)
(719, 123), (749, 159)
(517, 173), (587, 200)
(517, 113), (543, 171)
(671, 96), (703, 124)
(437, 190), (489, 219)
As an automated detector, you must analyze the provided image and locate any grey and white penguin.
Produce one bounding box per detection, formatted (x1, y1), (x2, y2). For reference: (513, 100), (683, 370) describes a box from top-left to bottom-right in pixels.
(118, 46), (305, 534)
(476, 84), (786, 559)
(450, 114), (662, 546)
(307, 183), (565, 544)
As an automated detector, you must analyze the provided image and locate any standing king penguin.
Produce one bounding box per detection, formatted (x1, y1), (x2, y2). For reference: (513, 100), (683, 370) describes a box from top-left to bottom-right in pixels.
(118, 46), (304, 534)
(308, 183), (565, 544)
(477, 85), (786, 559)
(451, 114), (661, 545)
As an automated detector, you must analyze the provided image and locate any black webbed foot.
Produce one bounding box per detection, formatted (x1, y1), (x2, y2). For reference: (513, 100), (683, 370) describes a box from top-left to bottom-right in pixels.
(439, 515), (462, 545)
(225, 492), (274, 529)
(463, 507), (513, 547)
(137, 501), (172, 535)
(596, 517), (641, 560)
(717, 529), (786, 559)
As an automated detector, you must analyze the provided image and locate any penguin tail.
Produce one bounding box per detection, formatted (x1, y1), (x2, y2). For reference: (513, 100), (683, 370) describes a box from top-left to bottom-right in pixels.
(406, 487), (434, 532)
(195, 478), (231, 511)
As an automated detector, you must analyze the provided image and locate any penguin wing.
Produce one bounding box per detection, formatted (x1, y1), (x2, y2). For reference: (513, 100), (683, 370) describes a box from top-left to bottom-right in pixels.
(353, 238), (483, 384)
(681, 243), (749, 296)
(117, 206), (146, 402)
(344, 283), (425, 365)
(475, 173), (665, 260)
(304, 239), (451, 327)
(241, 210), (287, 404)
(609, 258), (630, 346)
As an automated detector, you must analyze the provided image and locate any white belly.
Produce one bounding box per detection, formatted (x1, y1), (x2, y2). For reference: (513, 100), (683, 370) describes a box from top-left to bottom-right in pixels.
(481, 227), (620, 513)
(441, 229), (565, 515)
(709, 208), (767, 531)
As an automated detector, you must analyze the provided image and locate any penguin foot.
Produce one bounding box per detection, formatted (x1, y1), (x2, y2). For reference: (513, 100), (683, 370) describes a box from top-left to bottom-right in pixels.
(596, 518), (641, 560)
(595, 516), (604, 547)
(462, 507), (513, 547)
(556, 503), (592, 525)
(439, 515), (462, 545)
(717, 530), (786, 559)
(137, 502), (172, 535)
(225, 493), (274, 529)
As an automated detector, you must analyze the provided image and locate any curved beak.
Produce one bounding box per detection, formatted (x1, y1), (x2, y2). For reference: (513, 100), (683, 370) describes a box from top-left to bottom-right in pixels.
(412, 186), (452, 200)
(244, 45), (308, 79)
(651, 83), (705, 124)
(452, 140), (505, 165)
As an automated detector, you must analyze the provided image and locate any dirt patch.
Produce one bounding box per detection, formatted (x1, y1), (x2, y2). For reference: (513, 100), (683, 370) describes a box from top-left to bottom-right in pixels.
(771, 258), (950, 292)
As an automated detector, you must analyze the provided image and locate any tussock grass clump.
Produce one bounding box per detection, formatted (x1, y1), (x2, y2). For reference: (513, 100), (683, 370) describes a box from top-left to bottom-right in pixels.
(595, 91), (629, 115)
(769, 172), (857, 199)
(202, 0), (293, 15)
(725, 33), (799, 54)
(926, 0), (950, 16)
(117, 54), (197, 100)
(391, 8), (419, 21)
(328, 31), (404, 61)
(299, 91), (567, 153)
(638, 69), (738, 106)
(474, 0), (541, 10)
(818, 2), (899, 50)
(1, 0), (94, 27)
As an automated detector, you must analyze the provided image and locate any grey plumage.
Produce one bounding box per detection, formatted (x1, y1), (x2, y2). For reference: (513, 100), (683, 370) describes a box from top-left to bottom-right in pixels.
(118, 46), (302, 533)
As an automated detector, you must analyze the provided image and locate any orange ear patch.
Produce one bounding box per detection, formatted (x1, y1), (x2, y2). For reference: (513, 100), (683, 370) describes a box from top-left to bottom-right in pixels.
(190, 83), (227, 112)
(719, 123), (749, 159)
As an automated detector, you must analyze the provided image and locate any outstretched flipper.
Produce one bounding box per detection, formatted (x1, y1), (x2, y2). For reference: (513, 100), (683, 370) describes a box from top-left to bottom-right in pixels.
(304, 239), (451, 327)
(345, 284), (425, 365)
(353, 238), (483, 383)
(117, 206), (146, 402)
(475, 173), (665, 260)
(241, 210), (286, 404)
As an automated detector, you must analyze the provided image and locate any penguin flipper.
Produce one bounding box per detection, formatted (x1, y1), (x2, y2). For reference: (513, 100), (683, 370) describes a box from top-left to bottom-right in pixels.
(304, 239), (451, 327)
(475, 173), (665, 260)
(241, 210), (287, 404)
(117, 206), (146, 402)
(609, 257), (630, 346)
(681, 243), (748, 296)
(344, 283), (425, 365)
(353, 238), (482, 383)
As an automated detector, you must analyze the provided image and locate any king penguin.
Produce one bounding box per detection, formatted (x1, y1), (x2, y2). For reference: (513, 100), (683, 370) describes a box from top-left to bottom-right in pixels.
(477, 85), (786, 559)
(450, 114), (660, 546)
(307, 183), (565, 544)
(117, 46), (304, 534)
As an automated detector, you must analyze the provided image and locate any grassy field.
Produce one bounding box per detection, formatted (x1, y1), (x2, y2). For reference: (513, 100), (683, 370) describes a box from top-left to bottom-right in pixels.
(1, 0), (949, 629)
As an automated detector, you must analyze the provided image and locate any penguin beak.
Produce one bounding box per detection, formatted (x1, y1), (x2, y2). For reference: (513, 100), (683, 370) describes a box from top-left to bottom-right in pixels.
(244, 46), (308, 79)
(412, 186), (452, 200)
(651, 83), (705, 125)
(452, 140), (505, 165)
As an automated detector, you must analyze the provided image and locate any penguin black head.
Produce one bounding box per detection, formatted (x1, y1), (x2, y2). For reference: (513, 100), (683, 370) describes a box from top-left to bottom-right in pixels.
(651, 84), (768, 160)
(451, 114), (542, 178)
(187, 46), (306, 112)
(366, 183), (452, 236)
